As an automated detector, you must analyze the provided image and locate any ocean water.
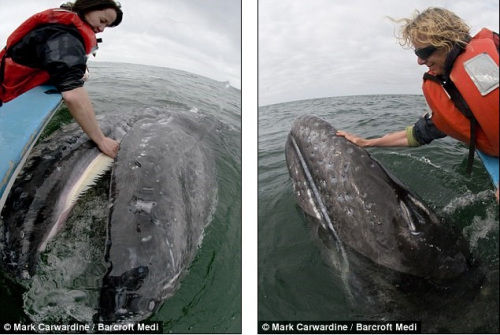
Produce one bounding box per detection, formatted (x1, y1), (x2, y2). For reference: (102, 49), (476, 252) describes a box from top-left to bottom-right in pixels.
(0, 62), (241, 333)
(258, 95), (499, 333)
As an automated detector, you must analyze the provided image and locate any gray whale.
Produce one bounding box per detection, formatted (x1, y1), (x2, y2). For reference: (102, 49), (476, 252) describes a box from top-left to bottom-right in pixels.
(99, 113), (217, 322)
(285, 115), (471, 281)
(0, 108), (217, 322)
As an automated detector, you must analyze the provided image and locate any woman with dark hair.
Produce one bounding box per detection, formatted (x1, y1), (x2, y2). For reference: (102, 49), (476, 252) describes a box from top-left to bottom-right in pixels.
(0, 0), (123, 158)
(60, 0), (123, 29)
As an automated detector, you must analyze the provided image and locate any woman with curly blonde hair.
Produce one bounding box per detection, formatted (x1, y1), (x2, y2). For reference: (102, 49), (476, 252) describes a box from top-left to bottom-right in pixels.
(0, 0), (123, 158)
(337, 7), (499, 199)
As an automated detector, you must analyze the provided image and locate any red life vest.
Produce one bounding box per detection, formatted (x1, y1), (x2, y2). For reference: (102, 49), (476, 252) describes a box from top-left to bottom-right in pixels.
(422, 28), (499, 157)
(0, 8), (97, 104)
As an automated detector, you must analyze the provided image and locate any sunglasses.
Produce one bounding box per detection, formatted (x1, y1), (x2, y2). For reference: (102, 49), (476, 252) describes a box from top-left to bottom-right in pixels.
(414, 45), (437, 59)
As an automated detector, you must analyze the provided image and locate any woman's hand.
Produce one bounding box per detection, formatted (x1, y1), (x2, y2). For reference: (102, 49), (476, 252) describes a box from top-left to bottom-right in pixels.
(336, 130), (369, 147)
(97, 137), (120, 158)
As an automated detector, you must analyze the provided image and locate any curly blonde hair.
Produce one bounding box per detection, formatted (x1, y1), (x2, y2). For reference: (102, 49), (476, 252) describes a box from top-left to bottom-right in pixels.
(392, 7), (471, 52)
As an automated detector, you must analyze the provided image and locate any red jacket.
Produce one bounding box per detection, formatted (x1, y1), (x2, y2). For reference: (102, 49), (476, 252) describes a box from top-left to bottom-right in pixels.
(0, 9), (96, 104)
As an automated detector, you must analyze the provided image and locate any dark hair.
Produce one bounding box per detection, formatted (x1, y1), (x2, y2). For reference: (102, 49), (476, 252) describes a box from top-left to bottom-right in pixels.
(60, 0), (123, 27)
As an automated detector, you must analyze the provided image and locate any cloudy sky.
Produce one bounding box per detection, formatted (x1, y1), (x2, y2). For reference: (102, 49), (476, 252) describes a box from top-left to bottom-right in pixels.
(259, 0), (499, 106)
(0, 0), (241, 88)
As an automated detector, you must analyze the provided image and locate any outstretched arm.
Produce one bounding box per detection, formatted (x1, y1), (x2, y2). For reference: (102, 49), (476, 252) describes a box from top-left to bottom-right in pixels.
(62, 87), (119, 158)
(336, 130), (409, 147)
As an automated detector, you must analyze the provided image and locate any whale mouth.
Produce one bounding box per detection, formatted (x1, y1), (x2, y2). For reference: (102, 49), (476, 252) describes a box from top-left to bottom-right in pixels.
(38, 152), (114, 252)
(289, 134), (349, 269)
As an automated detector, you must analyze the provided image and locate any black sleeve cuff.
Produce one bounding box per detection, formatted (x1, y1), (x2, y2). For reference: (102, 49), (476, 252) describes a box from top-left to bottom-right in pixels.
(413, 113), (447, 145)
(51, 66), (86, 91)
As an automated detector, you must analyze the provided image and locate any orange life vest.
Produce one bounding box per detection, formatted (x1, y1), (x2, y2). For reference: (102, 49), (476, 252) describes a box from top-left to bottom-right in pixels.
(422, 28), (499, 158)
(0, 8), (97, 104)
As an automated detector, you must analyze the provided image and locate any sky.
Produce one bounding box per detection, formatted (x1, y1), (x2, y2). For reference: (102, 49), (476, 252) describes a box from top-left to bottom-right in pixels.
(259, 0), (499, 106)
(0, 0), (241, 88)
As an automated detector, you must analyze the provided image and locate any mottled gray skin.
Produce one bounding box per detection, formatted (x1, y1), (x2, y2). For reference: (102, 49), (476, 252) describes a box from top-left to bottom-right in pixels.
(0, 113), (133, 280)
(99, 113), (217, 322)
(285, 115), (471, 281)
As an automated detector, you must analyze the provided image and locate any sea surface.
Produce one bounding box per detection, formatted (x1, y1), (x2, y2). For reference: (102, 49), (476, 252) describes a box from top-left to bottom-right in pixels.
(0, 62), (241, 333)
(258, 95), (499, 333)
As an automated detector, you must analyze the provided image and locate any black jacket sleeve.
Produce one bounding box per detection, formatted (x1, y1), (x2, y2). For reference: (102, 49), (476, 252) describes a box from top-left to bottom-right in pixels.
(10, 24), (87, 92)
(42, 30), (87, 91)
(412, 113), (447, 145)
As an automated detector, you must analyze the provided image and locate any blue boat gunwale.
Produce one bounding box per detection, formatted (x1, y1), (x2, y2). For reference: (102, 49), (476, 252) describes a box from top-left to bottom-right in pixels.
(0, 85), (62, 212)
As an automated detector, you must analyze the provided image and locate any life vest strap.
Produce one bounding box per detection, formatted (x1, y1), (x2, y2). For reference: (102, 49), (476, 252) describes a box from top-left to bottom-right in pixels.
(442, 79), (477, 174)
(424, 72), (478, 174)
(467, 119), (477, 174)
